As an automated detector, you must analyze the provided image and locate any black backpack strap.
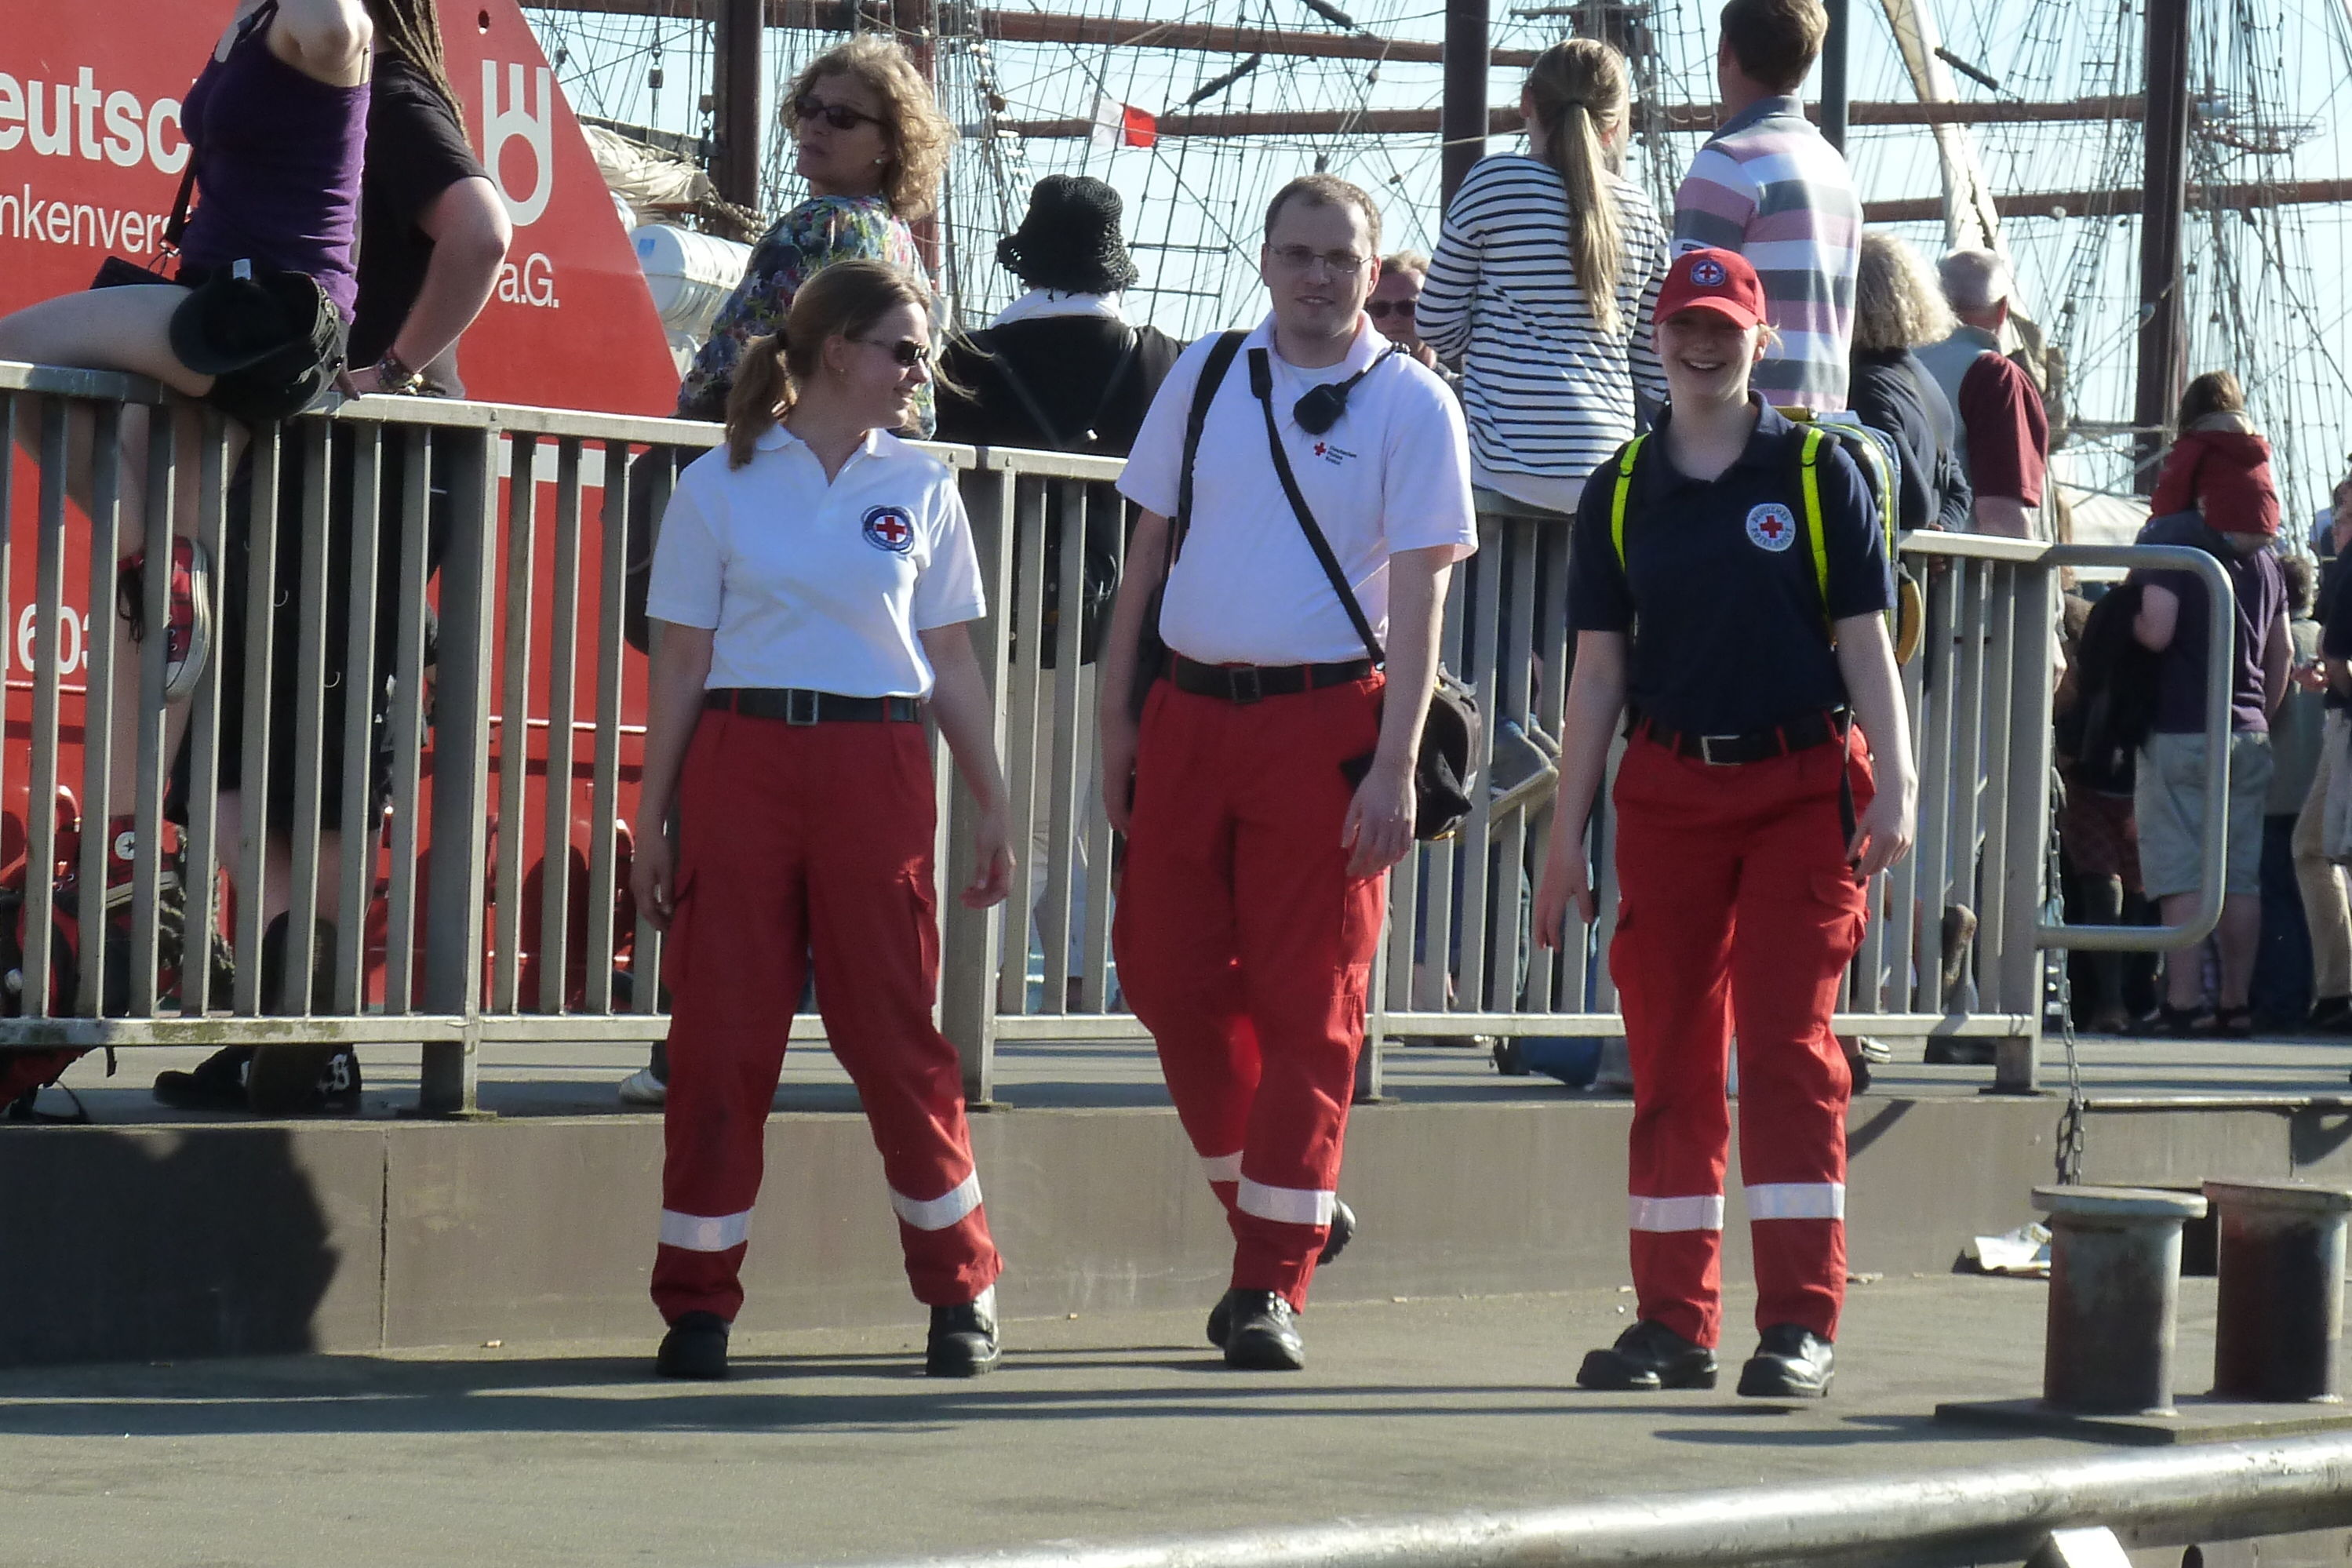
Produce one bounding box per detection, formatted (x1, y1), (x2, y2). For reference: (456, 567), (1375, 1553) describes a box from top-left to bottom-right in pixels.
(1168, 331), (1247, 569)
(1248, 347), (1385, 666)
(992, 326), (1143, 453)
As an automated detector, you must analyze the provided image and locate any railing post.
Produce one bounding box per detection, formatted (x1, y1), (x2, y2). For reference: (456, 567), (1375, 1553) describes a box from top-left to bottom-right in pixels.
(418, 424), (499, 1116)
(1993, 559), (2055, 1093)
(940, 464), (1011, 1107)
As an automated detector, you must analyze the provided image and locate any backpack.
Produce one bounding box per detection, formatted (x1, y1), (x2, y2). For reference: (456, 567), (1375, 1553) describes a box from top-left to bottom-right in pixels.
(1608, 409), (1924, 663)
(2057, 580), (2161, 795)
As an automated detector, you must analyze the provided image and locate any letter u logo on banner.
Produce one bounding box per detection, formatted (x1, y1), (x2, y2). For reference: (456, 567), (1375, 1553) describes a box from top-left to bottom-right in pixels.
(482, 61), (554, 227)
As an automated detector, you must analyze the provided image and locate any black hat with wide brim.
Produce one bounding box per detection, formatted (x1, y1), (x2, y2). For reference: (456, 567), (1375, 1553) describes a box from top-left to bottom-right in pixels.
(996, 175), (1139, 295)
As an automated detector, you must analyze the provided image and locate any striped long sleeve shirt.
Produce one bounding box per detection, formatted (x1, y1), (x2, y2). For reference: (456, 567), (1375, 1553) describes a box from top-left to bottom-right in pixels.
(1418, 155), (1670, 499)
(1670, 96), (1862, 412)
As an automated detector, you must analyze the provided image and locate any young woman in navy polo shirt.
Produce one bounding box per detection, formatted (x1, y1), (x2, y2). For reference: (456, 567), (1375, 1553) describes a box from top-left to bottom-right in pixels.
(1533, 248), (1917, 1400)
(632, 260), (1017, 1381)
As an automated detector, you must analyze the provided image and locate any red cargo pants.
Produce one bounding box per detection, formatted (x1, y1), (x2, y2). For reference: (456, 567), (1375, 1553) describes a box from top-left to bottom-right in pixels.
(1115, 673), (1387, 1309)
(1609, 725), (1873, 1348)
(650, 709), (1003, 1324)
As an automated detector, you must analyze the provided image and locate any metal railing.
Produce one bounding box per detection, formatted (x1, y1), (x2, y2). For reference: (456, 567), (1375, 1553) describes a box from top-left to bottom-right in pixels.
(0, 364), (2235, 1113)
(826, 1433), (2352, 1568)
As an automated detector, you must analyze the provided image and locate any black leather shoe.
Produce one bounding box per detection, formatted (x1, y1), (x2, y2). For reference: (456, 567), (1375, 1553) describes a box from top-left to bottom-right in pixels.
(1576, 1318), (1718, 1391)
(655, 1311), (730, 1380)
(1320, 1198), (1356, 1264)
(1736, 1323), (1834, 1399)
(1222, 1290), (1305, 1370)
(926, 1290), (1001, 1377)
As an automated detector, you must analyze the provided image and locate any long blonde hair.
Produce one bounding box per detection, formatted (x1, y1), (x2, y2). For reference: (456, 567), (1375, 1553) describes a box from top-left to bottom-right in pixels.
(723, 260), (932, 467)
(1851, 231), (1955, 352)
(1524, 38), (1631, 337)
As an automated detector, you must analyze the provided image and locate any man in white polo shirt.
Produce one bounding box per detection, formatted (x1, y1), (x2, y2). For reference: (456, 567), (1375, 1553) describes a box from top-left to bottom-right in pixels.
(1098, 173), (1476, 1370)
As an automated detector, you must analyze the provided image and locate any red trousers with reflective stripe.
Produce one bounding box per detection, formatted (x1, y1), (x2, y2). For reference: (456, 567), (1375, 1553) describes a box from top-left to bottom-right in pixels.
(1610, 727), (1872, 1348)
(1115, 674), (1386, 1309)
(651, 710), (1002, 1323)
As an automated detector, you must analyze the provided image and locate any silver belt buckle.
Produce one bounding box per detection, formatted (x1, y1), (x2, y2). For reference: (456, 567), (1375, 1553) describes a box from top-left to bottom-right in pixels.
(785, 689), (821, 726)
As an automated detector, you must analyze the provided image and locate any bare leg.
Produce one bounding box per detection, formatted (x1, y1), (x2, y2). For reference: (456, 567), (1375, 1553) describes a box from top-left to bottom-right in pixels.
(213, 791), (348, 929)
(2159, 893), (2206, 1011)
(2215, 890), (2262, 1011)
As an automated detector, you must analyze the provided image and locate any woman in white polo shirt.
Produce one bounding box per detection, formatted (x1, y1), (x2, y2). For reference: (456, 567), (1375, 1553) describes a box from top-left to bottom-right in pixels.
(632, 259), (1017, 1382)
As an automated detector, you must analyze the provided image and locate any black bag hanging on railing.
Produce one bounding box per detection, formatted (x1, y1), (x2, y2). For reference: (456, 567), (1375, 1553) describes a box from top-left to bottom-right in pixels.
(1127, 329), (1245, 720)
(1246, 347), (1480, 842)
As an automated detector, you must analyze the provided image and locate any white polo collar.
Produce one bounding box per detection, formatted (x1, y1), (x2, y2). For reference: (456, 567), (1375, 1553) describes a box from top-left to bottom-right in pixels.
(755, 424), (885, 461)
(1246, 311), (1383, 377)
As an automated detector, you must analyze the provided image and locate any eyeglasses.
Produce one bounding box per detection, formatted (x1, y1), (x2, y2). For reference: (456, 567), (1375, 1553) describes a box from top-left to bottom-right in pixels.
(858, 336), (932, 368)
(1365, 298), (1417, 319)
(1268, 244), (1371, 276)
(796, 94), (886, 133)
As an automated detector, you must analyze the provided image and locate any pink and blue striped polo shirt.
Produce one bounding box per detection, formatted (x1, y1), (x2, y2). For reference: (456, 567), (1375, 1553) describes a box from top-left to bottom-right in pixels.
(1670, 96), (1862, 412)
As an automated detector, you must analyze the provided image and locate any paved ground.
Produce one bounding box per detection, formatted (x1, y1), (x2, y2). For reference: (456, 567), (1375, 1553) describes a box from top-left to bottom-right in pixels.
(0, 1272), (2325, 1568)
(46, 1027), (2352, 1125)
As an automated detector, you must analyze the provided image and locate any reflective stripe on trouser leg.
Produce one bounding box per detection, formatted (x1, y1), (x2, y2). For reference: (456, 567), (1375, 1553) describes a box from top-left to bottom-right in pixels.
(809, 719), (1002, 1309)
(1117, 676), (1384, 1310)
(652, 713), (807, 1325)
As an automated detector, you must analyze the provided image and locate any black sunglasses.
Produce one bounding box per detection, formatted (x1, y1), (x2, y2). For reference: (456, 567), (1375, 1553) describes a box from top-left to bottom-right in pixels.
(1293, 346), (1400, 435)
(858, 336), (931, 368)
(796, 94), (885, 133)
(1365, 298), (1417, 319)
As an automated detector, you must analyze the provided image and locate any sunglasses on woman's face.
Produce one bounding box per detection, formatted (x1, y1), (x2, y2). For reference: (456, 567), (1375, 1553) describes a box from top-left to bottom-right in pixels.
(859, 337), (932, 369)
(1365, 298), (1417, 319)
(796, 94), (884, 133)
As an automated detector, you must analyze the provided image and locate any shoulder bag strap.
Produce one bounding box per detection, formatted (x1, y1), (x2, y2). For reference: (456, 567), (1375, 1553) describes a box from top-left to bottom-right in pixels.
(1608, 435), (1648, 575)
(1797, 426), (1833, 637)
(1168, 330), (1247, 573)
(165, 1), (279, 256)
(1248, 347), (1385, 667)
(989, 344), (1070, 450)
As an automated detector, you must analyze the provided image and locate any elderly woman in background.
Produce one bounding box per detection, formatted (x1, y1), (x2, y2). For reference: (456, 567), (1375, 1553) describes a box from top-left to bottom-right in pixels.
(672, 34), (955, 430)
(1847, 231), (1971, 533)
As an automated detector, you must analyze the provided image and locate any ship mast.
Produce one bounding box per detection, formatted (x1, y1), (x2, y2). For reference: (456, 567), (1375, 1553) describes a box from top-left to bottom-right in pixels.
(2134, 0), (2190, 493)
(713, 0), (764, 209)
(1441, 0), (1490, 206)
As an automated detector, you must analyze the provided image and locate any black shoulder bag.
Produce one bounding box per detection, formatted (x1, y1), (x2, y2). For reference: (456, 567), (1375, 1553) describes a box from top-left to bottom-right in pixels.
(993, 328), (1141, 668)
(1127, 329), (1246, 719)
(1247, 347), (1481, 842)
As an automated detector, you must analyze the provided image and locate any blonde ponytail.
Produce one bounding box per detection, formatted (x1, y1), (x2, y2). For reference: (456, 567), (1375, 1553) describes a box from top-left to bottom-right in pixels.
(725, 334), (795, 469)
(1525, 38), (1631, 339)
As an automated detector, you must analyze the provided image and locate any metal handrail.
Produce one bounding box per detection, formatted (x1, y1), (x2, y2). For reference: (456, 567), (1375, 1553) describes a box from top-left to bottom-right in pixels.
(830, 1435), (2352, 1568)
(2034, 541), (2237, 954)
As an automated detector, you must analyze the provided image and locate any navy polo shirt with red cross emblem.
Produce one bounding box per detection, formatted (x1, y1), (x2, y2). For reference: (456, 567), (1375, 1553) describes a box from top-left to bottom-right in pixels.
(1567, 398), (1892, 737)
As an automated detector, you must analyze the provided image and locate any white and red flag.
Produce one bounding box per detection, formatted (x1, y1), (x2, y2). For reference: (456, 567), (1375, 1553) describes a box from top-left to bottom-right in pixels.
(1089, 94), (1158, 149)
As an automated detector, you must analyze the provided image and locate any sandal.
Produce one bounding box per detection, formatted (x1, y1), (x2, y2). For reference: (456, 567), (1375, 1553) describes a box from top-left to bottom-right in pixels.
(2150, 1004), (2205, 1038)
(2207, 1005), (2255, 1039)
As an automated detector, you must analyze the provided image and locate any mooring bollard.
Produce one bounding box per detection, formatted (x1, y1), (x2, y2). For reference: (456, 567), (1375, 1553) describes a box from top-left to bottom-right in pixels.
(2204, 1180), (2352, 1404)
(2034, 1185), (2208, 1416)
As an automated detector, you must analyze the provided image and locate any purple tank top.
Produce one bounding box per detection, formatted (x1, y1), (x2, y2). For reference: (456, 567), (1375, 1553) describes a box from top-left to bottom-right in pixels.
(177, 3), (369, 319)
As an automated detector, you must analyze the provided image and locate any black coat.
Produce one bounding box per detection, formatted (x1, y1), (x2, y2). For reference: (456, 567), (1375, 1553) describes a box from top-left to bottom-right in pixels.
(936, 315), (1185, 457)
(1849, 348), (1972, 533)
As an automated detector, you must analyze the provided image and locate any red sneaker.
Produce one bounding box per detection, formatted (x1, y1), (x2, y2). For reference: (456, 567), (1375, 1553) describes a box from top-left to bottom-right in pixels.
(117, 538), (213, 702)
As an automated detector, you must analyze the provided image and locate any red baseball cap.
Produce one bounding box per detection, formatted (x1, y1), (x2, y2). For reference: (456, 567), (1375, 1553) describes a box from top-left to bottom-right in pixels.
(1654, 247), (1768, 329)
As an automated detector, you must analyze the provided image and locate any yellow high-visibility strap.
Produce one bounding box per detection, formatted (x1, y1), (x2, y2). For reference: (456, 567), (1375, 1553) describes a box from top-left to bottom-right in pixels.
(1799, 427), (1831, 636)
(1610, 435), (1647, 575)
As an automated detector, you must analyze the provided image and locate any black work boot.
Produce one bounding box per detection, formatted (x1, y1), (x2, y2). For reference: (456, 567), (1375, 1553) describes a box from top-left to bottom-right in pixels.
(1576, 1318), (1719, 1391)
(926, 1287), (1000, 1377)
(1736, 1323), (1834, 1399)
(1206, 1199), (1356, 1348)
(656, 1311), (731, 1380)
(1222, 1291), (1305, 1370)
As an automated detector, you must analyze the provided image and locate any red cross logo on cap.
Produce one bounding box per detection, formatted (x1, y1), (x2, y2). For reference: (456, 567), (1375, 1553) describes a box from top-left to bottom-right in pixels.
(1691, 258), (1728, 288)
(862, 505), (916, 555)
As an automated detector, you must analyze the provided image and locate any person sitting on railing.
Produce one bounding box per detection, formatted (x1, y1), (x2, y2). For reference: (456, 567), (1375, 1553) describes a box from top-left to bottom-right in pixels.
(631, 260), (1017, 1382)
(0, 0), (369, 1038)
(934, 173), (1183, 1010)
(2129, 372), (2291, 1037)
(149, 0), (512, 1117)
(617, 33), (954, 1109)
(1534, 247), (1917, 1402)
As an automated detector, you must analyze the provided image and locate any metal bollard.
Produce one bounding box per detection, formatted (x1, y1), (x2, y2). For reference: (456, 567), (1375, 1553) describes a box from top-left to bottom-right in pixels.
(2035, 1185), (2208, 1416)
(2204, 1180), (2352, 1404)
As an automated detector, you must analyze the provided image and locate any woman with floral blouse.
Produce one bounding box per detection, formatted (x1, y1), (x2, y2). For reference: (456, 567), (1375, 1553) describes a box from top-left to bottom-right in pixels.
(670, 34), (955, 433)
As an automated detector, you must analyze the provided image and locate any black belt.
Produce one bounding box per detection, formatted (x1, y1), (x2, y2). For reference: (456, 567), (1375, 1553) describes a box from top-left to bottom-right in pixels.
(1167, 654), (1374, 705)
(1631, 707), (1847, 766)
(705, 687), (922, 724)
